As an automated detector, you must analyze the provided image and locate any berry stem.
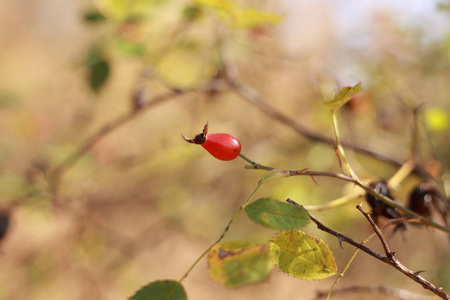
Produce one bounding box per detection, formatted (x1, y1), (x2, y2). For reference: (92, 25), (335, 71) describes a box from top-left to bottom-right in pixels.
(238, 153), (274, 171)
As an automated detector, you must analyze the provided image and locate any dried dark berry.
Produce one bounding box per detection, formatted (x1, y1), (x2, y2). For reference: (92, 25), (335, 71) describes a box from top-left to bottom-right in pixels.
(408, 182), (435, 218)
(365, 181), (405, 231)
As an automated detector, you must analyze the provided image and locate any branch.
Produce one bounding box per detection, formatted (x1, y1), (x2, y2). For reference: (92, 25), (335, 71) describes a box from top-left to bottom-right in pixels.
(239, 153), (450, 233)
(282, 169), (450, 234)
(356, 204), (393, 258)
(220, 52), (407, 169)
(47, 86), (208, 203)
(316, 285), (433, 300)
(304, 206), (450, 300)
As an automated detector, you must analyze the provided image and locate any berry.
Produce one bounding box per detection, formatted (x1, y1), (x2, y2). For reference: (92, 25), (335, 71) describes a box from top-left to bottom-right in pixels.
(365, 180), (405, 231)
(408, 182), (435, 218)
(182, 123), (241, 161)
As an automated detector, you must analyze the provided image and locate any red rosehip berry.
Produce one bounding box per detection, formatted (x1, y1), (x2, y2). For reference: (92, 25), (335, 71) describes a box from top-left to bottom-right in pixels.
(182, 122), (241, 161)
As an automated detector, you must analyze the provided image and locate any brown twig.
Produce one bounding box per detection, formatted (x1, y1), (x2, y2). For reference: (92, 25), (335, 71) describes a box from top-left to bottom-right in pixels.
(241, 151), (449, 233)
(356, 204), (393, 258)
(47, 86), (207, 203)
(219, 43), (408, 169)
(283, 169), (450, 234)
(316, 285), (433, 300)
(303, 206), (450, 300)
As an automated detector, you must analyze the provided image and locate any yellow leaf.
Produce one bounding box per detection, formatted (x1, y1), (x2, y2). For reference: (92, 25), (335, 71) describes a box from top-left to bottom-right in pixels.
(208, 241), (273, 287)
(269, 230), (337, 280)
(324, 82), (363, 110)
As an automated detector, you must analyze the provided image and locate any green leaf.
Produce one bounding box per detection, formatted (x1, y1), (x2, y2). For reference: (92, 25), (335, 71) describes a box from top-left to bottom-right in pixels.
(424, 107), (450, 132)
(324, 82), (362, 110)
(85, 47), (110, 93)
(208, 241), (273, 288)
(269, 230), (337, 280)
(129, 280), (187, 300)
(245, 198), (310, 230)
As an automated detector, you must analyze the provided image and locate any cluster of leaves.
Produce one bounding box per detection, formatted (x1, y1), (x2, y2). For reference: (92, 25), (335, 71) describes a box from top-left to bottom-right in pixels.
(81, 0), (281, 94)
(127, 72), (450, 299)
(130, 84), (367, 299)
(131, 198), (336, 300)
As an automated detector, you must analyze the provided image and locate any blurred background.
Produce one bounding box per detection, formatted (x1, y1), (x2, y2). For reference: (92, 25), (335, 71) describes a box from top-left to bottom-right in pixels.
(0, 0), (449, 299)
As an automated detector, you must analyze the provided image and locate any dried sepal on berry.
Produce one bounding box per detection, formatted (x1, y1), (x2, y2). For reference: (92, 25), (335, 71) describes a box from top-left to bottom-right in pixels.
(182, 122), (241, 161)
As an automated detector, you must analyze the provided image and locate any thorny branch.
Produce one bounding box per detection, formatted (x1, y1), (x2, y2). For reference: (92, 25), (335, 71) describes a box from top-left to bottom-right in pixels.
(300, 203), (450, 300)
(283, 168), (450, 233)
(356, 205), (393, 258)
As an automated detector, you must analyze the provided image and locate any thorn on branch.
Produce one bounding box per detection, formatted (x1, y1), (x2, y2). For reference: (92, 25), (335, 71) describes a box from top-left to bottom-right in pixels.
(304, 205), (449, 299)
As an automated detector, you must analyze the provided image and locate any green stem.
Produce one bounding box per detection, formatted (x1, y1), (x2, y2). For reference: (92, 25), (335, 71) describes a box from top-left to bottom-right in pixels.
(179, 183), (263, 283)
(239, 153), (450, 234)
(300, 171), (450, 234)
(387, 159), (415, 189)
(326, 232), (378, 300)
(239, 153), (274, 171)
(331, 110), (358, 180)
(304, 194), (362, 211)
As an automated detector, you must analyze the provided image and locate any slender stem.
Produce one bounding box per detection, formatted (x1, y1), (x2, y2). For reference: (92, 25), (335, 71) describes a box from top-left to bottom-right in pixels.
(331, 110), (357, 180)
(357, 205), (393, 257)
(388, 159), (415, 190)
(355, 178), (450, 233)
(286, 169), (450, 234)
(179, 183), (263, 282)
(304, 194), (362, 211)
(239, 152), (450, 234)
(223, 62), (406, 169)
(306, 208), (450, 300)
(238, 153), (274, 171)
(290, 199), (378, 300)
(326, 217), (409, 300)
(326, 245), (361, 300)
